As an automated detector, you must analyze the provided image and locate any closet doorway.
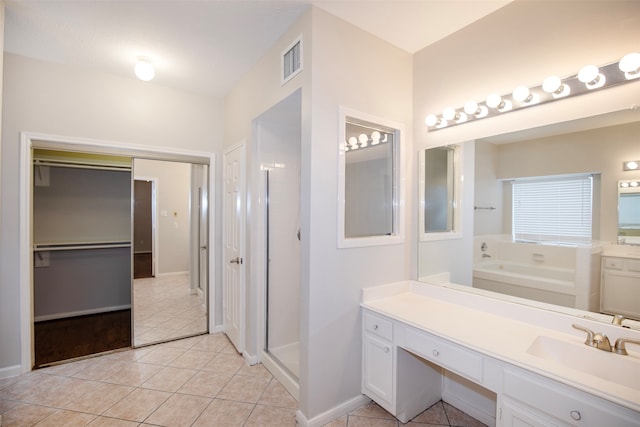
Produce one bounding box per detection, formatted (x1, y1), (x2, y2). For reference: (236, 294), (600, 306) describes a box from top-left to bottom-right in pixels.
(27, 140), (212, 368)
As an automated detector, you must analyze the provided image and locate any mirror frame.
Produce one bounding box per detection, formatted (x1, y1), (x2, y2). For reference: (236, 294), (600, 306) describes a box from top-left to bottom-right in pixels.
(419, 144), (463, 241)
(337, 106), (405, 248)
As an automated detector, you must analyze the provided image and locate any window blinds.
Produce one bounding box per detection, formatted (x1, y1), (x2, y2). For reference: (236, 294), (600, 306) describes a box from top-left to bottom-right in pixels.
(512, 175), (593, 243)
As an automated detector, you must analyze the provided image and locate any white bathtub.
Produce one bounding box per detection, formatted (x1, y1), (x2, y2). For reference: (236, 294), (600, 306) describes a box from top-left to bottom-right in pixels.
(473, 260), (577, 307)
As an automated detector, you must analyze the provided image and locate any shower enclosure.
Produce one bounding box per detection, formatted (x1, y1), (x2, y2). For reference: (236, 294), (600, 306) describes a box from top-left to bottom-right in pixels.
(256, 90), (302, 390)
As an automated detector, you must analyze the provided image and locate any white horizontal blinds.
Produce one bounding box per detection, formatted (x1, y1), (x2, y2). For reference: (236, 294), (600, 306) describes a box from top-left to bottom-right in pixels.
(619, 193), (640, 228)
(512, 175), (593, 243)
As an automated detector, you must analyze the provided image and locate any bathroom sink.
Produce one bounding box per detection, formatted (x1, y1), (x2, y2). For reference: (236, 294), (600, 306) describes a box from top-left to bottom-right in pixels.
(526, 335), (640, 390)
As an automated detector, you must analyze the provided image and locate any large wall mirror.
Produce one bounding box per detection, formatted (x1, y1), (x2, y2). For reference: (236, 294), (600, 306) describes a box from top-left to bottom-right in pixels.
(418, 110), (640, 325)
(338, 107), (404, 248)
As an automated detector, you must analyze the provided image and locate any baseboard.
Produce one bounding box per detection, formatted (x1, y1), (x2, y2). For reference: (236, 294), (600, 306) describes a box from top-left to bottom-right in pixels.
(243, 351), (258, 365)
(296, 394), (370, 427)
(0, 364), (22, 380)
(210, 324), (225, 334)
(442, 389), (496, 427)
(154, 271), (189, 277)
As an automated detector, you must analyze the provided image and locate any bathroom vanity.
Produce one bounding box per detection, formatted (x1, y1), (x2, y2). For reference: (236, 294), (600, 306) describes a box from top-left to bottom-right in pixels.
(601, 245), (640, 321)
(361, 280), (640, 426)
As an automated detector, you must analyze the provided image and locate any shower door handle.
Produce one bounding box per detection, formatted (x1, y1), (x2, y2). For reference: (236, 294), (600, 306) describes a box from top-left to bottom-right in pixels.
(230, 257), (243, 265)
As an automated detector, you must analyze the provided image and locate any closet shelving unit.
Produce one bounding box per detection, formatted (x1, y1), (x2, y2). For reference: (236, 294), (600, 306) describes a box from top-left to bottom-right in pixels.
(32, 149), (133, 366)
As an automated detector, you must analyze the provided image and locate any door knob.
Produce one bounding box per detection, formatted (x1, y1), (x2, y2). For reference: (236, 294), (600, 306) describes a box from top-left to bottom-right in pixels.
(200, 245), (207, 250)
(230, 257), (243, 265)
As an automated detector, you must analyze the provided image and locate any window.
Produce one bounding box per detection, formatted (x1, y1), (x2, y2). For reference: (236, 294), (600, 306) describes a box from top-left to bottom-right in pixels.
(282, 36), (302, 85)
(512, 174), (594, 244)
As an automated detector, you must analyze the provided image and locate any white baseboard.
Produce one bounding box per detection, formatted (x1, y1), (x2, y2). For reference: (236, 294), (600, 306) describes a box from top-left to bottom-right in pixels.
(210, 324), (225, 334)
(296, 395), (370, 427)
(0, 364), (22, 380)
(154, 271), (189, 277)
(243, 351), (258, 366)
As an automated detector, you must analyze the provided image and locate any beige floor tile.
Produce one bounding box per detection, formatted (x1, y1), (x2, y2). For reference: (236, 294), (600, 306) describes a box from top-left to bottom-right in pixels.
(216, 374), (271, 404)
(63, 381), (133, 415)
(410, 401), (449, 425)
(191, 399), (254, 426)
(322, 414), (348, 427)
(87, 416), (141, 426)
(0, 398), (23, 414)
(104, 362), (163, 387)
(168, 349), (215, 369)
(22, 375), (85, 407)
(236, 362), (273, 379)
(244, 404), (297, 426)
(443, 402), (487, 427)
(347, 415), (399, 426)
(177, 371), (232, 398)
(35, 408), (96, 426)
(73, 359), (129, 382)
(1, 403), (57, 427)
(350, 401), (396, 420)
(258, 379), (297, 409)
(106, 347), (154, 362)
(201, 353), (244, 374)
(140, 366), (197, 392)
(190, 334), (231, 353)
(137, 347), (186, 366)
(102, 388), (171, 422)
(144, 393), (210, 427)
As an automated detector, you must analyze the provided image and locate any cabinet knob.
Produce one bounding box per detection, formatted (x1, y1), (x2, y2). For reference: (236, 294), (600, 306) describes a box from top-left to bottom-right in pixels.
(373, 324), (379, 330)
(570, 410), (581, 421)
(384, 347), (390, 353)
(433, 349), (440, 357)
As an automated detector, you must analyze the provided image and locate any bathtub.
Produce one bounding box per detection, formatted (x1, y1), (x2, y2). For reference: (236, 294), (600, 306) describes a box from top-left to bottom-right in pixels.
(473, 260), (577, 307)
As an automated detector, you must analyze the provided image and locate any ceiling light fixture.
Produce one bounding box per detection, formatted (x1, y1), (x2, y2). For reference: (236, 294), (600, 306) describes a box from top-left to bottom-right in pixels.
(135, 57), (155, 81)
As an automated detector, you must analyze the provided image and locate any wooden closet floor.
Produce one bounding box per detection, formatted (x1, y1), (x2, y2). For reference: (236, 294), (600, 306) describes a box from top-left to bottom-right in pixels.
(34, 309), (131, 368)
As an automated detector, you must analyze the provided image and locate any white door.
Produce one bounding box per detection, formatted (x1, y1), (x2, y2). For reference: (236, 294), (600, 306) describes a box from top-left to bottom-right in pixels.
(223, 144), (245, 353)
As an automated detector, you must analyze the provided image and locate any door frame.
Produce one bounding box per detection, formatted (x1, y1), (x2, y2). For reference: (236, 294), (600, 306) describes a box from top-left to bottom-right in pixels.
(19, 131), (216, 373)
(133, 177), (158, 278)
(222, 142), (246, 356)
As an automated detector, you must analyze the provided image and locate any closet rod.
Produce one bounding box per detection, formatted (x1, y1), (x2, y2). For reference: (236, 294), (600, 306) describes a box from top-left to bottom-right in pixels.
(33, 160), (132, 172)
(33, 242), (131, 252)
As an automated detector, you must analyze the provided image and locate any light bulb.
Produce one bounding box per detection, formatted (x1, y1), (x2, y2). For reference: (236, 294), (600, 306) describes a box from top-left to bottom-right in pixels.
(425, 114), (439, 127)
(578, 64), (605, 88)
(464, 101), (479, 115)
(512, 86), (532, 103)
(358, 133), (368, 147)
(542, 75), (570, 98)
(442, 107), (457, 121)
(348, 136), (358, 149)
(486, 93), (502, 109)
(631, 181), (639, 187)
(625, 161), (639, 170)
(619, 52), (640, 79)
(621, 182), (630, 188)
(134, 58), (155, 81)
(370, 131), (381, 145)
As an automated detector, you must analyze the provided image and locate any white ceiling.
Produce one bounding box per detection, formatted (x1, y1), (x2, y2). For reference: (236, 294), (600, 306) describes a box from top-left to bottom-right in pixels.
(4, 0), (512, 98)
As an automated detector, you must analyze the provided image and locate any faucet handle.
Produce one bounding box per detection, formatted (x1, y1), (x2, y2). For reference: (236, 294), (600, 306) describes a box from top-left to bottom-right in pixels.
(614, 338), (640, 355)
(593, 333), (612, 352)
(612, 314), (626, 326)
(572, 324), (596, 347)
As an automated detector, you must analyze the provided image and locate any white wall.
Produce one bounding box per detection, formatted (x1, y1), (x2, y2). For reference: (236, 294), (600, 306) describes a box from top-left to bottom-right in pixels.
(304, 7), (413, 421)
(415, 0), (640, 286)
(134, 159), (191, 275)
(0, 53), (224, 372)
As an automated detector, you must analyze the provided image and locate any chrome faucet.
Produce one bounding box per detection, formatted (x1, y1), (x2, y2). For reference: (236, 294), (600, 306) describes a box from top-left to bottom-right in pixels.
(614, 337), (640, 355)
(572, 324), (612, 352)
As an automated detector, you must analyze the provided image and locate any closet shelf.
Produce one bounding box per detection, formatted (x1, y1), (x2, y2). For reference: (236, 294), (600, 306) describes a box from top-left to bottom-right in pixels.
(33, 241), (131, 252)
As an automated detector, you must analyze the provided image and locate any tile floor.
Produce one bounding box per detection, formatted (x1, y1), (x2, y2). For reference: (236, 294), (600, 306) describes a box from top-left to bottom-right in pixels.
(1, 333), (486, 426)
(133, 274), (207, 346)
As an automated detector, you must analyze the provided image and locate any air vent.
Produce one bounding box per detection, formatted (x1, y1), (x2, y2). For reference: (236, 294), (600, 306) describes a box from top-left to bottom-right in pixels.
(282, 35), (302, 85)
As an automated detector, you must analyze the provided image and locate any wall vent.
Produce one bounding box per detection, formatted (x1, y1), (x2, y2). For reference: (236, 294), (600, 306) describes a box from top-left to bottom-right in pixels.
(282, 35), (302, 85)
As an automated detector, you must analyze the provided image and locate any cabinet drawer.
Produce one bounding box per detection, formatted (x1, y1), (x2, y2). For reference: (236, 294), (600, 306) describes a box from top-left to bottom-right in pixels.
(627, 259), (640, 272)
(503, 368), (640, 426)
(364, 312), (393, 341)
(404, 328), (483, 383)
(603, 257), (624, 269)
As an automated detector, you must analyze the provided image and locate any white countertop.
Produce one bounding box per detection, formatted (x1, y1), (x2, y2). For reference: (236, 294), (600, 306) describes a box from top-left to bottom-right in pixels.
(362, 280), (640, 413)
(602, 244), (640, 260)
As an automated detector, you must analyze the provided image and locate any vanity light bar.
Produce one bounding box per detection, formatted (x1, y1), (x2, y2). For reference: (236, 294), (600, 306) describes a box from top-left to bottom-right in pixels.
(425, 51), (640, 131)
(345, 130), (389, 151)
(620, 180), (640, 188)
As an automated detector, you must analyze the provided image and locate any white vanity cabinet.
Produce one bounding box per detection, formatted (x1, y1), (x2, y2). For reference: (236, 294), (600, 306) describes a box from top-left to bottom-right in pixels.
(361, 306), (640, 427)
(601, 255), (640, 319)
(498, 367), (640, 427)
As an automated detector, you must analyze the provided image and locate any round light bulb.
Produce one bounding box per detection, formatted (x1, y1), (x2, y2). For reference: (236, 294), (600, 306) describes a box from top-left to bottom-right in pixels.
(442, 107), (457, 121)
(425, 114), (439, 127)
(626, 161), (639, 170)
(621, 182), (630, 188)
(619, 52), (640, 74)
(486, 93), (502, 109)
(464, 101), (479, 115)
(578, 65), (599, 83)
(542, 76), (562, 93)
(370, 131), (381, 145)
(512, 85), (532, 103)
(348, 136), (358, 148)
(358, 133), (368, 147)
(134, 58), (155, 81)
(631, 181), (639, 187)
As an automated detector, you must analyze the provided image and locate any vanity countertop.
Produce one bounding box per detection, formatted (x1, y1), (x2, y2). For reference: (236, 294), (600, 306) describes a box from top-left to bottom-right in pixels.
(602, 244), (640, 260)
(361, 280), (640, 413)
